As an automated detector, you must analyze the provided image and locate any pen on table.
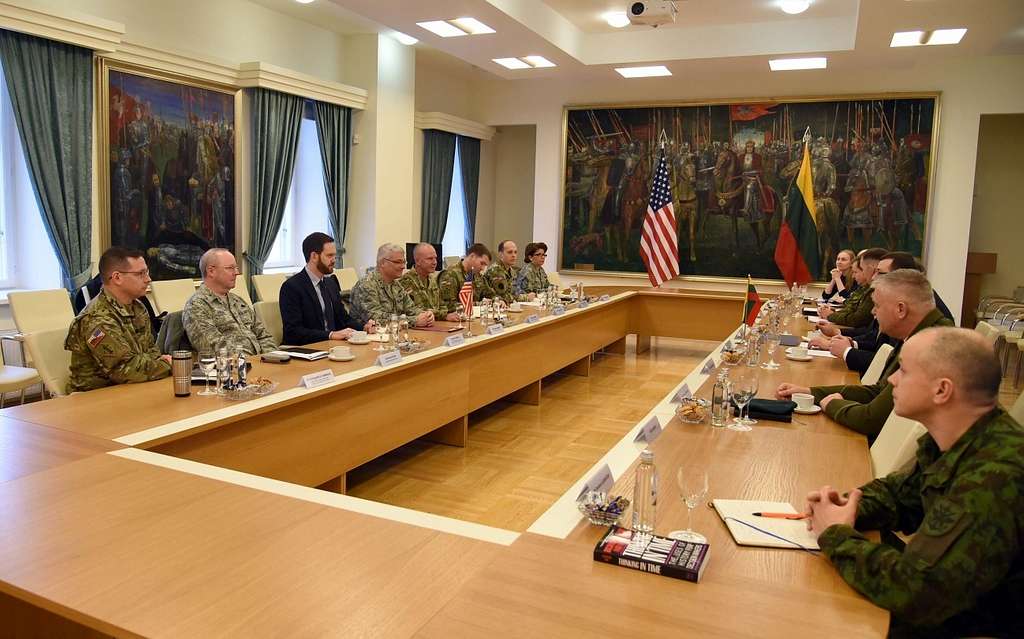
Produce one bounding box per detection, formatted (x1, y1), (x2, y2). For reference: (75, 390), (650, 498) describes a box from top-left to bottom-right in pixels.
(752, 512), (809, 520)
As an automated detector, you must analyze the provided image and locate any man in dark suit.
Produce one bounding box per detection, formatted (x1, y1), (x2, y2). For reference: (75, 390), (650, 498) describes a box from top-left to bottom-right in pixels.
(280, 232), (369, 345)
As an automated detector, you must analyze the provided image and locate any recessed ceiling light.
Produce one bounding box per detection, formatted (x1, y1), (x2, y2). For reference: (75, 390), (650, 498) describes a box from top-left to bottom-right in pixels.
(926, 28), (967, 45)
(523, 55), (556, 68)
(294, 0), (315, 4)
(450, 17), (495, 35)
(615, 65), (672, 78)
(779, 0), (811, 14)
(493, 58), (531, 70)
(604, 11), (630, 28)
(890, 30), (926, 47)
(393, 32), (418, 46)
(768, 57), (827, 71)
(416, 20), (468, 38)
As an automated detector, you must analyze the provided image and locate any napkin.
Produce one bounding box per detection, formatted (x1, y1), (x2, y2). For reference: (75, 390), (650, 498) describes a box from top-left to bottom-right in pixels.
(730, 398), (797, 423)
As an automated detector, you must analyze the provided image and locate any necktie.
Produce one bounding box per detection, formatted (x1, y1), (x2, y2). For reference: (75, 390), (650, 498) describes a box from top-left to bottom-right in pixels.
(318, 280), (335, 332)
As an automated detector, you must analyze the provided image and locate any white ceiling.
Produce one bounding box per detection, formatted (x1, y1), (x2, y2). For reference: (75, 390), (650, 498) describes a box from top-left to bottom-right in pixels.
(265, 0), (1024, 80)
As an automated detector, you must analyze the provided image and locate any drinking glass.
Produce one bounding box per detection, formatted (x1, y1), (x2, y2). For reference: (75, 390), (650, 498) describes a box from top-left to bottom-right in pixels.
(215, 346), (229, 394)
(399, 316), (410, 344)
(728, 369), (759, 431)
(374, 321), (390, 352)
(762, 333), (781, 370)
(668, 467), (710, 544)
(198, 349), (217, 396)
(462, 304), (474, 337)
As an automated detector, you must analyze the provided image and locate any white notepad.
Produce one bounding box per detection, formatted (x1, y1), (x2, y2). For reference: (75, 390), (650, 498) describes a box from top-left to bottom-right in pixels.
(712, 499), (820, 551)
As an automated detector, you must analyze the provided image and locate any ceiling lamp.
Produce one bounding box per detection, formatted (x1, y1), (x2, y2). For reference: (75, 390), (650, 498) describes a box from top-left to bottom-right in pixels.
(615, 65), (672, 78)
(392, 32), (418, 46)
(768, 57), (827, 71)
(604, 11), (631, 28)
(890, 28), (967, 47)
(450, 17), (496, 35)
(779, 0), (811, 14)
(417, 20), (469, 38)
(493, 58), (531, 70)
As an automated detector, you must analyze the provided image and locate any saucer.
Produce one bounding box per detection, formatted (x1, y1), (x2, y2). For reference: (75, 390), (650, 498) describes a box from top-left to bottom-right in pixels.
(328, 353), (356, 362)
(347, 338), (371, 345)
(786, 353), (813, 362)
(794, 405), (822, 415)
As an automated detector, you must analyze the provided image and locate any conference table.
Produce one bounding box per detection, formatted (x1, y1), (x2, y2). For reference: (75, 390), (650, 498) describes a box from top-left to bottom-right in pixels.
(0, 289), (888, 637)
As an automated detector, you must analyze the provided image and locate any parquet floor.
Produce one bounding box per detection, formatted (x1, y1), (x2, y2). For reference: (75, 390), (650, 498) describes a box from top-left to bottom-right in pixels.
(346, 337), (716, 531)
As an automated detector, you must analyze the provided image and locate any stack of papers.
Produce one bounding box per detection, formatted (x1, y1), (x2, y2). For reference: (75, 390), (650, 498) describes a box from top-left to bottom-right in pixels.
(712, 499), (820, 550)
(273, 347), (328, 361)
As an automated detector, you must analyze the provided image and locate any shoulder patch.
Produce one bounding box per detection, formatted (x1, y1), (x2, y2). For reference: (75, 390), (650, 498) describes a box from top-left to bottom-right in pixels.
(87, 327), (106, 348)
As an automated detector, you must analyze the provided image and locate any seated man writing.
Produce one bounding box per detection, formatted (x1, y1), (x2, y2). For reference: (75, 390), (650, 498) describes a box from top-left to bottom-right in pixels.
(778, 269), (952, 438)
(805, 327), (1023, 638)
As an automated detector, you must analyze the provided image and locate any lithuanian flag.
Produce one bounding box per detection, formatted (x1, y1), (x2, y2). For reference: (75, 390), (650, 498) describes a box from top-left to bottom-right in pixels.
(773, 137), (821, 284)
(743, 276), (763, 326)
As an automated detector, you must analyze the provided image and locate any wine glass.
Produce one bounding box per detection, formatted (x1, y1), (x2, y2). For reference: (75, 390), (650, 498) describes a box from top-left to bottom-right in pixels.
(728, 368), (759, 432)
(197, 349), (217, 396)
(463, 304), (475, 337)
(668, 467), (709, 543)
(762, 332), (781, 370)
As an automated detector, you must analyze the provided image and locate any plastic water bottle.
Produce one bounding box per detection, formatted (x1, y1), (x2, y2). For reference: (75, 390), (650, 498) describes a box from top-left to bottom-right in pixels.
(711, 371), (731, 428)
(632, 449), (657, 533)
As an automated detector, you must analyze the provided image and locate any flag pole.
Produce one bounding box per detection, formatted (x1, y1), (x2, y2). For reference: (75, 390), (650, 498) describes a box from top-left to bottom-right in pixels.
(742, 274), (751, 327)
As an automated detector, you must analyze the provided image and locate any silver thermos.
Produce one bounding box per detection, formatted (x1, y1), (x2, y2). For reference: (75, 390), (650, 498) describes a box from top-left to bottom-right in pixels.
(172, 350), (192, 397)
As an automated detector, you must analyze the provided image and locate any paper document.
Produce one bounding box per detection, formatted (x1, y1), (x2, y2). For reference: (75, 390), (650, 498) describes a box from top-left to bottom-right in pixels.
(712, 499), (820, 551)
(807, 349), (836, 358)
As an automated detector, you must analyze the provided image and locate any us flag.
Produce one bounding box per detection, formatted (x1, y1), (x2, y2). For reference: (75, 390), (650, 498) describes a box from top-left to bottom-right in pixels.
(459, 277), (474, 316)
(640, 152), (680, 287)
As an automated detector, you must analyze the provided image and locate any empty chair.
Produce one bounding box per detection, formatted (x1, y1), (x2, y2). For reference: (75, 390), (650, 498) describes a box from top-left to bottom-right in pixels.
(1009, 391), (1024, 424)
(251, 273), (288, 302)
(974, 320), (1000, 346)
(253, 301), (283, 347)
(861, 343), (895, 385)
(23, 328), (72, 397)
(149, 279), (197, 314)
(334, 267), (358, 293)
(0, 362), (41, 407)
(7, 289), (75, 334)
(870, 411), (927, 478)
(231, 281), (253, 306)
(547, 271), (561, 288)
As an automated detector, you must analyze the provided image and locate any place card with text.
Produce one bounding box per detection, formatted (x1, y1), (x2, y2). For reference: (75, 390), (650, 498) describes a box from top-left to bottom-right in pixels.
(486, 323), (504, 335)
(672, 384), (693, 403)
(375, 350), (402, 367)
(633, 416), (663, 445)
(577, 463), (615, 501)
(525, 314), (540, 324)
(300, 370), (335, 389)
(552, 305), (566, 316)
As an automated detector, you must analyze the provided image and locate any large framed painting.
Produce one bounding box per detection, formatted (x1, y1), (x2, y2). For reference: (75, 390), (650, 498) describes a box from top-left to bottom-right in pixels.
(560, 94), (939, 282)
(98, 61), (237, 280)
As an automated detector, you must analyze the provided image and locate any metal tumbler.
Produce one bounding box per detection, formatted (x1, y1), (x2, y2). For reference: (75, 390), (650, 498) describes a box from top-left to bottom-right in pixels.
(172, 350), (192, 397)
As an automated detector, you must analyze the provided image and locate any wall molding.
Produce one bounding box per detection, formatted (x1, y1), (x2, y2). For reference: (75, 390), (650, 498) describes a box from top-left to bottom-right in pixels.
(0, 0), (124, 52)
(238, 61), (367, 110)
(415, 111), (495, 141)
(99, 40), (240, 88)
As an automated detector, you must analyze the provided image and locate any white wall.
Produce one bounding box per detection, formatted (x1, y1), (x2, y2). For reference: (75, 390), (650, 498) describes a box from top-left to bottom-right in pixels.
(491, 125), (536, 258)
(969, 113), (1024, 299)
(470, 54), (1024, 321)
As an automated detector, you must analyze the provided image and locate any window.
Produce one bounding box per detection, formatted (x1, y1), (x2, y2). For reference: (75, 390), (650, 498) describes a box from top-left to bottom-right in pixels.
(264, 105), (332, 271)
(0, 59), (61, 293)
(441, 141), (469, 259)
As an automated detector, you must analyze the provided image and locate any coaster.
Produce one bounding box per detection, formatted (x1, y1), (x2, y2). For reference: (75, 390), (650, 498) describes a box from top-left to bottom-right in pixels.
(794, 405), (822, 415)
(786, 353), (813, 362)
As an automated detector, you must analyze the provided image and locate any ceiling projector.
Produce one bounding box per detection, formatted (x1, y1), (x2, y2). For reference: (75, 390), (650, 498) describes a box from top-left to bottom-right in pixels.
(627, 1), (678, 27)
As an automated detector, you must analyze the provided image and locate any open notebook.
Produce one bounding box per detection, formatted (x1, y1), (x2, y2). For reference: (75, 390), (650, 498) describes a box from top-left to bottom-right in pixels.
(712, 499), (820, 551)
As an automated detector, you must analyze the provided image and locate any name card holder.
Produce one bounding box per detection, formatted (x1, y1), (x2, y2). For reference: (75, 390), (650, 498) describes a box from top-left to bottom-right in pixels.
(444, 333), (466, 347)
(486, 323), (504, 335)
(599, 294), (611, 301)
(525, 314), (540, 324)
(578, 300), (590, 309)
(375, 350), (402, 367)
(701, 359), (716, 375)
(576, 463), (615, 501)
(552, 305), (566, 316)
(300, 370), (335, 389)
(633, 416), (663, 444)
(672, 384), (693, 403)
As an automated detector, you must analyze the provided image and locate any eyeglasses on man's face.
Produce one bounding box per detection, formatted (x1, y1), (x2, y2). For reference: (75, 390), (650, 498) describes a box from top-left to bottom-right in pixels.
(117, 269), (151, 278)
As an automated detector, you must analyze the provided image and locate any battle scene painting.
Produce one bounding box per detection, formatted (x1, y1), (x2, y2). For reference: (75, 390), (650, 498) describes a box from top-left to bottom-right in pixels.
(107, 69), (236, 280)
(561, 96), (937, 280)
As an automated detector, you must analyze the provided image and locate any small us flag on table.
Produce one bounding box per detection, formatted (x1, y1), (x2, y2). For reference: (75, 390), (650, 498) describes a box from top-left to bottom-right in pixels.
(459, 276), (474, 316)
(640, 152), (680, 287)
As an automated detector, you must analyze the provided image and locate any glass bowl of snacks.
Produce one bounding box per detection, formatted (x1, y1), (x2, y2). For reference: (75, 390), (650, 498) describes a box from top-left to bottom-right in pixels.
(577, 491), (630, 526)
(676, 397), (709, 424)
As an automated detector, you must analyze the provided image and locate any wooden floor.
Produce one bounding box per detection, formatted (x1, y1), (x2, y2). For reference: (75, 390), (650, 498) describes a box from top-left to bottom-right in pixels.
(346, 336), (715, 531)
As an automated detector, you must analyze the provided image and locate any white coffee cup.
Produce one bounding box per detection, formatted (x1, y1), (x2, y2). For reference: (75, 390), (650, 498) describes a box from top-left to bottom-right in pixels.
(793, 393), (815, 411)
(349, 331), (368, 342)
(509, 302), (522, 312)
(791, 346), (809, 358)
(330, 345), (352, 358)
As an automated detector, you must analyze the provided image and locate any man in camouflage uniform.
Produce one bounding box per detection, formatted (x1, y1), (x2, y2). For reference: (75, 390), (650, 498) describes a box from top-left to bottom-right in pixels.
(398, 243), (449, 320)
(477, 240), (521, 305)
(351, 243), (434, 326)
(819, 248), (886, 329)
(437, 243), (492, 317)
(182, 248), (277, 355)
(778, 269), (952, 438)
(66, 247), (172, 393)
(806, 327), (1023, 638)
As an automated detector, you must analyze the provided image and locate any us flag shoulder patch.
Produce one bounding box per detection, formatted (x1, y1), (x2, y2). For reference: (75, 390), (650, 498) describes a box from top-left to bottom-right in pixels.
(87, 327), (106, 348)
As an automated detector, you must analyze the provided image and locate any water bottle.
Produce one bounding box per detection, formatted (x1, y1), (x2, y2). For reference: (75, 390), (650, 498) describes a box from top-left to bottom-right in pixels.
(711, 371), (731, 428)
(389, 314), (400, 347)
(172, 350), (192, 397)
(631, 449), (657, 533)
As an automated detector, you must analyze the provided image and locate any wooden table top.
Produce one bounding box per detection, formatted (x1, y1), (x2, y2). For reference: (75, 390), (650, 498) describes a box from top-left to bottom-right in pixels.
(0, 415), (121, 484)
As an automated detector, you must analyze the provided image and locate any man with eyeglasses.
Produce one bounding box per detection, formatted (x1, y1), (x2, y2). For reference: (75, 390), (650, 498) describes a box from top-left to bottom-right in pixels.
(351, 243), (434, 327)
(183, 248), (277, 355)
(65, 247), (172, 393)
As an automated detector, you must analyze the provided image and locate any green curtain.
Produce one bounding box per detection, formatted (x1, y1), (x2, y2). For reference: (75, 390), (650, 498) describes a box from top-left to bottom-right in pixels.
(0, 30), (92, 291)
(245, 87), (303, 293)
(456, 135), (480, 245)
(420, 129), (456, 244)
(313, 101), (352, 259)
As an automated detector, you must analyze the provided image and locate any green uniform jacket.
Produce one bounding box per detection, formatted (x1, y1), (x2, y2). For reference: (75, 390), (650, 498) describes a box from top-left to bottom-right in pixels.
(437, 261), (482, 315)
(398, 270), (445, 318)
(182, 284), (277, 356)
(65, 289), (170, 393)
(350, 270), (421, 325)
(829, 284), (875, 328)
(477, 262), (520, 304)
(819, 407), (1024, 638)
(812, 309), (952, 437)
(513, 262), (550, 296)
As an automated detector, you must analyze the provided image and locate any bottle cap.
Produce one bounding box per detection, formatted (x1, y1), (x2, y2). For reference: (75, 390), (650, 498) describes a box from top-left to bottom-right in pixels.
(640, 449), (654, 462)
